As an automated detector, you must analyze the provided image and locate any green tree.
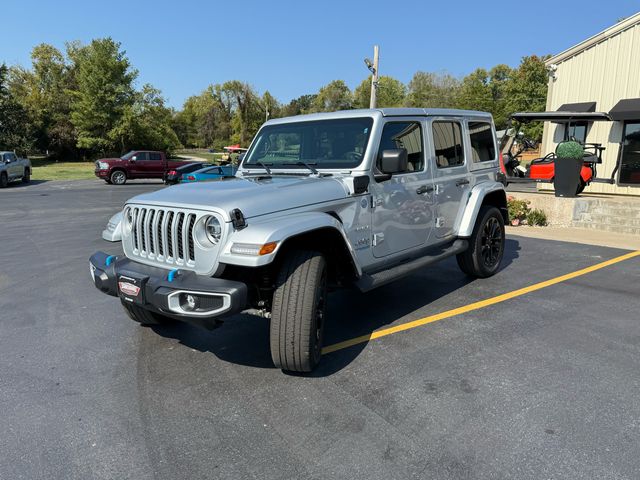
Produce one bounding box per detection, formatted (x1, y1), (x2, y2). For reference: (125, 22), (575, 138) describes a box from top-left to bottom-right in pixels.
(311, 80), (352, 112)
(222, 80), (260, 145)
(0, 64), (33, 153)
(456, 68), (493, 112)
(504, 55), (549, 139)
(9, 44), (77, 156)
(282, 94), (316, 116)
(405, 71), (460, 108)
(69, 38), (137, 155)
(262, 91), (281, 121)
(109, 85), (180, 154)
(488, 64), (513, 128)
(353, 75), (406, 108)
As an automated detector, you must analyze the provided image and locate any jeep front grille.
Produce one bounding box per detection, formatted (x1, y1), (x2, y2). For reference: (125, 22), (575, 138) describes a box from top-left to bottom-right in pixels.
(128, 206), (197, 266)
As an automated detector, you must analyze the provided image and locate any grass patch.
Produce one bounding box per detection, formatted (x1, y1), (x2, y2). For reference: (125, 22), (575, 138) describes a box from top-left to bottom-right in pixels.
(30, 158), (95, 181)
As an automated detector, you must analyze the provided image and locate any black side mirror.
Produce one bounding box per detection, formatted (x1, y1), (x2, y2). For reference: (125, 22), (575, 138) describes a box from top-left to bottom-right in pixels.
(380, 149), (407, 174)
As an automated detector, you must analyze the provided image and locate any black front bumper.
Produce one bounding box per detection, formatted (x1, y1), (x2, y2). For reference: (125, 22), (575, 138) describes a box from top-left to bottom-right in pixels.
(89, 251), (247, 329)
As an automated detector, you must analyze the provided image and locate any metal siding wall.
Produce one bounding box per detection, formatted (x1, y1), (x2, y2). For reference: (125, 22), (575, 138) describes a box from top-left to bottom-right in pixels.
(541, 22), (640, 195)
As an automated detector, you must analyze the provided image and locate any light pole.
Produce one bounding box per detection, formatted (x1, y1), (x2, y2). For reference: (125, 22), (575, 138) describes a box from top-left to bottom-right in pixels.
(364, 45), (379, 108)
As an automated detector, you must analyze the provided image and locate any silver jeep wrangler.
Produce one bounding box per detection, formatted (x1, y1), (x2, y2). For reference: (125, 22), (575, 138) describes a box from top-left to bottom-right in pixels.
(90, 108), (507, 372)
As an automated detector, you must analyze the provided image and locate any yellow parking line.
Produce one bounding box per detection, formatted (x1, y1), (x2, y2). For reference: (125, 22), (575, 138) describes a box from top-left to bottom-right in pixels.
(322, 250), (640, 355)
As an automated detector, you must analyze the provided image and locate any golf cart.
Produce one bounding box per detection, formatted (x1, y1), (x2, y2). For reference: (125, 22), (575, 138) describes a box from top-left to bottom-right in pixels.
(500, 111), (611, 194)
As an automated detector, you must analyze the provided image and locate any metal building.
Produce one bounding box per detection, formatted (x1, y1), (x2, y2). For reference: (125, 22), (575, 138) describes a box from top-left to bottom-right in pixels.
(542, 12), (640, 195)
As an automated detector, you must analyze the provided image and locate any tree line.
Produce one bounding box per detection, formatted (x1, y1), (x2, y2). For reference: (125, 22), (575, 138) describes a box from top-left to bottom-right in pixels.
(0, 37), (549, 159)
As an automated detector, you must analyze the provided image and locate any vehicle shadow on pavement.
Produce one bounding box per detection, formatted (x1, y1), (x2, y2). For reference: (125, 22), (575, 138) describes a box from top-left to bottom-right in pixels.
(4, 179), (48, 188)
(152, 238), (521, 375)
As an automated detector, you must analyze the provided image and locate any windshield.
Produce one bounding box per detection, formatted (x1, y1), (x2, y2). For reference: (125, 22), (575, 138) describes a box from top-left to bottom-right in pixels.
(121, 151), (136, 160)
(243, 117), (374, 169)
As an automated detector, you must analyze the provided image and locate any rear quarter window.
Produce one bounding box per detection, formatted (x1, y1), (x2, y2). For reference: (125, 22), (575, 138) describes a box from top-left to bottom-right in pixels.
(468, 122), (496, 162)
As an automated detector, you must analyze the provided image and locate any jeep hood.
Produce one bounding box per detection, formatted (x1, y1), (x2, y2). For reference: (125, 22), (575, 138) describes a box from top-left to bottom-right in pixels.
(127, 175), (350, 220)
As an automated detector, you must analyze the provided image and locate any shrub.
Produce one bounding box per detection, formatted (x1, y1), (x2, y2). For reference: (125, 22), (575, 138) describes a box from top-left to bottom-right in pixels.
(556, 141), (584, 159)
(526, 208), (548, 226)
(508, 198), (530, 222)
(507, 198), (548, 227)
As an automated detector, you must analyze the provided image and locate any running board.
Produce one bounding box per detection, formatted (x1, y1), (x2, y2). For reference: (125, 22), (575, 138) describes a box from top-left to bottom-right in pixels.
(355, 239), (469, 293)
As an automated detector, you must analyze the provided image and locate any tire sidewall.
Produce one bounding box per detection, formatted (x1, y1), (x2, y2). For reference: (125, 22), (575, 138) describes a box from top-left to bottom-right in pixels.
(110, 170), (126, 185)
(0, 173), (7, 188)
(23, 168), (30, 183)
(471, 207), (505, 277)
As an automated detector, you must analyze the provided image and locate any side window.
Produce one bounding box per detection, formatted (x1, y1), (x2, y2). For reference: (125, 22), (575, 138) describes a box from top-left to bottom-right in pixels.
(149, 152), (162, 161)
(378, 122), (424, 172)
(432, 121), (464, 168)
(135, 152), (149, 161)
(468, 122), (496, 162)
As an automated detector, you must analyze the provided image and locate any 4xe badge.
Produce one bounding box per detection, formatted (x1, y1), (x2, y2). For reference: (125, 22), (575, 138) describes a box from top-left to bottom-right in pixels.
(118, 281), (140, 297)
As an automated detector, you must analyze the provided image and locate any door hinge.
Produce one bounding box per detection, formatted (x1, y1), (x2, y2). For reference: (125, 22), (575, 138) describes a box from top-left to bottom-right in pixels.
(372, 233), (385, 246)
(435, 217), (445, 228)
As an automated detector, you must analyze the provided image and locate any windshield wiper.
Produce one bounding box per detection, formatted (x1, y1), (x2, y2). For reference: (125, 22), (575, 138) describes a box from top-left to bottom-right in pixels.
(295, 161), (318, 175)
(248, 161), (272, 175)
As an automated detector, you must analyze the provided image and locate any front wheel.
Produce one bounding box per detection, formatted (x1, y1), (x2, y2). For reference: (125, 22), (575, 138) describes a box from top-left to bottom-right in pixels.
(110, 170), (127, 185)
(0, 173), (7, 188)
(457, 206), (505, 278)
(120, 300), (176, 326)
(270, 250), (327, 372)
(22, 168), (30, 183)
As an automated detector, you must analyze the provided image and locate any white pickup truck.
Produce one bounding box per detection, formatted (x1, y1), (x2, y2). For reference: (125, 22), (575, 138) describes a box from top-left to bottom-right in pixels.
(0, 151), (31, 187)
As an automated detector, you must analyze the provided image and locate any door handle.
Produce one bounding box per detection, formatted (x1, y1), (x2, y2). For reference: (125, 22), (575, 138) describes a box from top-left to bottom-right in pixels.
(416, 185), (434, 195)
(456, 179), (470, 186)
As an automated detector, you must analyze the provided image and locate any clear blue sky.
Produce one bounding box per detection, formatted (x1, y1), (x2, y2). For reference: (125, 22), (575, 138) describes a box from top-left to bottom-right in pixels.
(3, 0), (639, 108)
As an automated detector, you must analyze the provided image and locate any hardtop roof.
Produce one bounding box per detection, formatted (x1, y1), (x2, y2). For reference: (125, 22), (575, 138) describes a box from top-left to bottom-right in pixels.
(265, 108), (493, 126)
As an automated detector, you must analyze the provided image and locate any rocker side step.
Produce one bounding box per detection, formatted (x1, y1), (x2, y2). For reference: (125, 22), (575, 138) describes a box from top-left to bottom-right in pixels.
(355, 239), (469, 293)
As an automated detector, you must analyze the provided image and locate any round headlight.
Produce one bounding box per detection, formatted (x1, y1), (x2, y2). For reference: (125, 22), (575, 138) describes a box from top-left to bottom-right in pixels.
(205, 216), (222, 244)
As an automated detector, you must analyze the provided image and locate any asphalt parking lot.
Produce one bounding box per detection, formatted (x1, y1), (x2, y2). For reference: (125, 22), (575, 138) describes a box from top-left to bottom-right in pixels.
(2, 179), (640, 480)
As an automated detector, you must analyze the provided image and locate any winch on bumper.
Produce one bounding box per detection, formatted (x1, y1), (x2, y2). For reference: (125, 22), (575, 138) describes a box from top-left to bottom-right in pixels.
(89, 251), (247, 329)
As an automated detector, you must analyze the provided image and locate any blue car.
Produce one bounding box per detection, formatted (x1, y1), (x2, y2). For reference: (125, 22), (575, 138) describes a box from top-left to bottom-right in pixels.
(181, 165), (237, 183)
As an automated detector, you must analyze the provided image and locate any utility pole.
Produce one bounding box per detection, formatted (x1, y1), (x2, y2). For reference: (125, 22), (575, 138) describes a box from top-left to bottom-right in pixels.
(369, 45), (379, 108)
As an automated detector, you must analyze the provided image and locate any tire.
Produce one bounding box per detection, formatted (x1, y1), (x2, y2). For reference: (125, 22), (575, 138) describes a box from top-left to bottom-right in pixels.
(120, 299), (176, 326)
(576, 180), (586, 195)
(105, 179), (112, 184)
(0, 173), (7, 188)
(22, 168), (30, 183)
(270, 250), (328, 372)
(110, 170), (127, 185)
(457, 206), (505, 278)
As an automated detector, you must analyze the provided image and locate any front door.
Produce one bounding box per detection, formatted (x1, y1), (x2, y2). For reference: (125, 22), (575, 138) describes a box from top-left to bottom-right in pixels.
(371, 120), (434, 258)
(7, 153), (22, 179)
(429, 119), (471, 238)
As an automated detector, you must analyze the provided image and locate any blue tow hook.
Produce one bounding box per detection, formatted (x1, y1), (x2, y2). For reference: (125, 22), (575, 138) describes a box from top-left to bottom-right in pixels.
(167, 269), (180, 282)
(105, 255), (116, 266)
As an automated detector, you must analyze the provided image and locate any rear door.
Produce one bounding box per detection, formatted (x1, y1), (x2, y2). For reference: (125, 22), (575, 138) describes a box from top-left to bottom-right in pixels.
(370, 119), (435, 258)
(429, 118), (471, 238)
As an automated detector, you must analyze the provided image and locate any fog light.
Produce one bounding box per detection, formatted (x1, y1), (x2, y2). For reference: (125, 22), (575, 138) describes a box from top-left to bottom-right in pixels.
(181, 293), (199, 311)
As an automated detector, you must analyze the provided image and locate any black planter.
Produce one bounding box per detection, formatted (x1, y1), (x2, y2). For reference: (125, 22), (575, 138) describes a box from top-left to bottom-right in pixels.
(554, 157), (583, 197)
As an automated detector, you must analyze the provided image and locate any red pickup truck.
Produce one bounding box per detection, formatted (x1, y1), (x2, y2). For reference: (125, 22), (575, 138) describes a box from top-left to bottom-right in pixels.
(94, 151), (192, 185)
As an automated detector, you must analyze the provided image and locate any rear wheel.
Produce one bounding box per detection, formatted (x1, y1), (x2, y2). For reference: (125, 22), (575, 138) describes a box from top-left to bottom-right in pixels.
(270, 250), (327, 372)
(110, 170), (127, 185)
(0, 173), (7, 188)
(120, 300), (176, 326)
(22, 168), (30, 183)
(576, 180), (586, 195)
(457, 206), (505, 278)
